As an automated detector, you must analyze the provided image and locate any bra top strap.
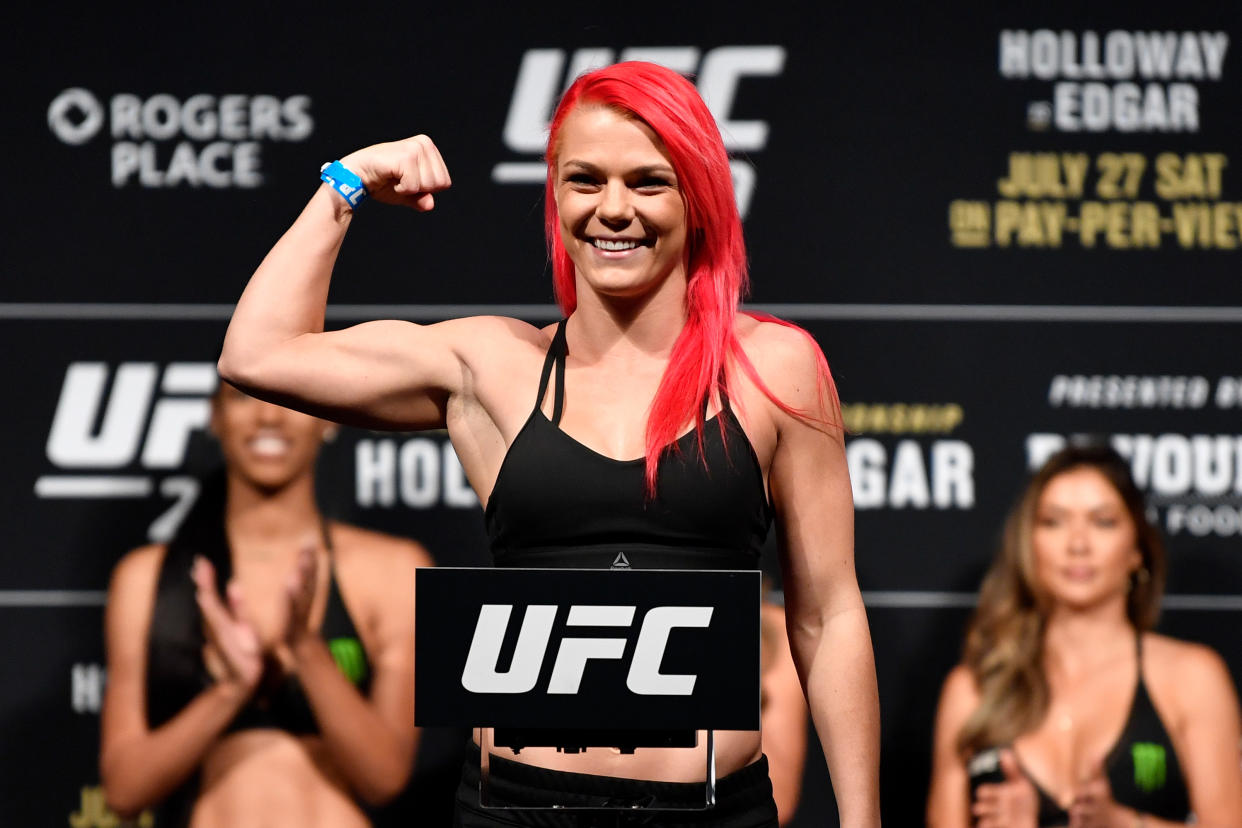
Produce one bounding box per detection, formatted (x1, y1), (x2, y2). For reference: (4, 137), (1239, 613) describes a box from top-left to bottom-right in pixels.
(534, 319), (569, 425)
(319, 516), (334, 555)
(708, 377), (734, 421)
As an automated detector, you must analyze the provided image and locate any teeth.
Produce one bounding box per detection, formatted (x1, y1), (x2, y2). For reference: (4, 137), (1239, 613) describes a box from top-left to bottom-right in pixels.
(593, 238), (640, 251)
(249, 436), (290, 457)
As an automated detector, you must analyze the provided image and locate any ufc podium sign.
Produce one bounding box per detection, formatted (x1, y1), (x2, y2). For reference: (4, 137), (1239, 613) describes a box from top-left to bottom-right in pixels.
(415, 568), (760, 731)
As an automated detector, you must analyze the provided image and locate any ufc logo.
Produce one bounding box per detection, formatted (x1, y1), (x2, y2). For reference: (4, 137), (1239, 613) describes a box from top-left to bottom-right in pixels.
(461, 604), (713, 696)
(47, 361), (216, 469)
(37, 361), (216, 542)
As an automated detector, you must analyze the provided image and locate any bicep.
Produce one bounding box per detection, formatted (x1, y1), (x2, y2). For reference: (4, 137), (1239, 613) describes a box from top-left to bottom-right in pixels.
(771, 414), (856, 630)
(220, 317), (477, 431)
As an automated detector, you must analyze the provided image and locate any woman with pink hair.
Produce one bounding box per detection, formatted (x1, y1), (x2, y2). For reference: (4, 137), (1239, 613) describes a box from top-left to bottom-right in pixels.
(220, 61), (879, 827)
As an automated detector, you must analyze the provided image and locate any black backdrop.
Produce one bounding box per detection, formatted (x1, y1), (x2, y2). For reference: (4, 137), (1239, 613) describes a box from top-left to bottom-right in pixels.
(4, 3), (1241, 825)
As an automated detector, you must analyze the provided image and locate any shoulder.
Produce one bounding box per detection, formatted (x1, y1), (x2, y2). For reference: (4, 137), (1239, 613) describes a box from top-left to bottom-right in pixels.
(735, 314), (831, 412)
(736, 313), (824, 367)
(936, 664), (981, 725)
(445, 316), (556, 388)
(1143, 632), (1239, 711)
(445, 315), (551, 355)
(459, 314), (550, 341)
(329, 522), (430, 603)
(108, 543), (167, 598)
(330, 522), (432, 570)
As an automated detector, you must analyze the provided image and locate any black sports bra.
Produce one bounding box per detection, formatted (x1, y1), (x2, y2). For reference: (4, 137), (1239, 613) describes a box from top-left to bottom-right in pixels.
(969, 636), (1191, 825)
(484, 319), (772, 570)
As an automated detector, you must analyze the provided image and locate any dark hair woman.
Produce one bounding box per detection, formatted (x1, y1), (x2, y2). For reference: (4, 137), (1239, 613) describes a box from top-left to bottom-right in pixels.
(101, 383), (432, 827)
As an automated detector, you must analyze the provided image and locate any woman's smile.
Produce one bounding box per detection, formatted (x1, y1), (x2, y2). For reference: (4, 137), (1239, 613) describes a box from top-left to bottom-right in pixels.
(554, 105), (687, 299)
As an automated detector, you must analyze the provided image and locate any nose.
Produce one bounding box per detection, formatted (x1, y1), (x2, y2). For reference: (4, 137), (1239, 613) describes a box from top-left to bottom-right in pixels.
(596, 180), (635, 228)
(1066, 522), (1090, 556)
(254, 400), (286, 426)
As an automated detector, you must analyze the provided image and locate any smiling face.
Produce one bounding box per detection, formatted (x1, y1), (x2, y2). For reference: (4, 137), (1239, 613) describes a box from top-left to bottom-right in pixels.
(210, 383), (329, 493)
(553, 105), (688, 302)
(1029, 466), (1143, 611)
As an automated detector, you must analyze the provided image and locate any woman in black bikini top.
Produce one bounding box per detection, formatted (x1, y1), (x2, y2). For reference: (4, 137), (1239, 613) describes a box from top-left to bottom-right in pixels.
(926, 445), (1242, 827)
(101, 382), (432, 827)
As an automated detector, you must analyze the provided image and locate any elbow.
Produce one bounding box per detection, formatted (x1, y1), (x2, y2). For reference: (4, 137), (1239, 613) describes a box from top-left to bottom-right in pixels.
(353, 744), (416, 806)
(100, 767), (148, 820)
(216, 349), (267, 398)
(104, 793), (145, 822)
(355, 766), (411, 807)
(216, 347), (251, 391)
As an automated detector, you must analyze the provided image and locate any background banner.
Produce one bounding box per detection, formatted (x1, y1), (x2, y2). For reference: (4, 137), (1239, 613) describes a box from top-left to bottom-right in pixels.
(4, 3), (1238, 825)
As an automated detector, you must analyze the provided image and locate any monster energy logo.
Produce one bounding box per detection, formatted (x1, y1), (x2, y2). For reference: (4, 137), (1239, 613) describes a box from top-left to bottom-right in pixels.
(329, 637), (368, 685)
(1131, 742), (1167, 793)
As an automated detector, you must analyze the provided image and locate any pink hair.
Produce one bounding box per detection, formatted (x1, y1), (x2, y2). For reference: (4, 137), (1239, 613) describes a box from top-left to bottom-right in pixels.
(543, 61), (840, 494)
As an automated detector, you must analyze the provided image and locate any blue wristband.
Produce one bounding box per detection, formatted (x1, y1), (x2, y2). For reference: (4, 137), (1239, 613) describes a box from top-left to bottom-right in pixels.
(320, 160), (368, 207)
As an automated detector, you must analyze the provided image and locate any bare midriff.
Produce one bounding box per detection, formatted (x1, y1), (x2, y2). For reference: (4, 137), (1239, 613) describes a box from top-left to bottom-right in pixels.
(190, 730), (368, 828)
(476, 729), (763, 782)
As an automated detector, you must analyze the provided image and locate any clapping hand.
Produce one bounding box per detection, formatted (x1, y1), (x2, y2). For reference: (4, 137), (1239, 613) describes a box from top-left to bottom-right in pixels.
(282, 540), (320, 649)
(192, 555), (262, 693)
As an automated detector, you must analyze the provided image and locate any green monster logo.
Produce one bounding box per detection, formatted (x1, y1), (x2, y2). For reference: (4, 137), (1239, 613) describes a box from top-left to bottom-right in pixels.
(1131, 742), (1167, 793)
(329, 637), (369, 685)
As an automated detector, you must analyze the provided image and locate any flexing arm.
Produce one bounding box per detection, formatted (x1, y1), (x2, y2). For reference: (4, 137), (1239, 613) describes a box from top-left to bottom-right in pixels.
(282, 539), (424, 804)
(217, 136), (467, 430)
(100, 549), (260, 817)
(763, 330), (880, 828)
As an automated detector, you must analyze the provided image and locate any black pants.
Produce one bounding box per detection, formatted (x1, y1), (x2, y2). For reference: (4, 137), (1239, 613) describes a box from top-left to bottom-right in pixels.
(452, 747), (779, 827)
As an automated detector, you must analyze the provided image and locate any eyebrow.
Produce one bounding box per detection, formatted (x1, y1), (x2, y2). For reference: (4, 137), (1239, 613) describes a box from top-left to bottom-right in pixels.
(1038, 504), (1122, 516)
(560, 160), (677, 177)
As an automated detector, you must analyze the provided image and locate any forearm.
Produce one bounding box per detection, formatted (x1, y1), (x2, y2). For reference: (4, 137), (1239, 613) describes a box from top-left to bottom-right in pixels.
(101, 682), (248, 816)
(798, 605), (881, 828)
(292, 635), (414, 803)
(1126, 810), (1210, 828)
(219, 186), (352, 385)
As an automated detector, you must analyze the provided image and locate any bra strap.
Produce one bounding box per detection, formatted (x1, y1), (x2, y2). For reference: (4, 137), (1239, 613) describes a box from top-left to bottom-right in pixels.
(551, 321), (567, 425)
(534, 319), (569, 425)
(319, 515), (334, 555)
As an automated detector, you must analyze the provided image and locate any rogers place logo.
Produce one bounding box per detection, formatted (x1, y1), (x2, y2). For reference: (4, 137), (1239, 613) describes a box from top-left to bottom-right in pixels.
(47, 88), (314, 188)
